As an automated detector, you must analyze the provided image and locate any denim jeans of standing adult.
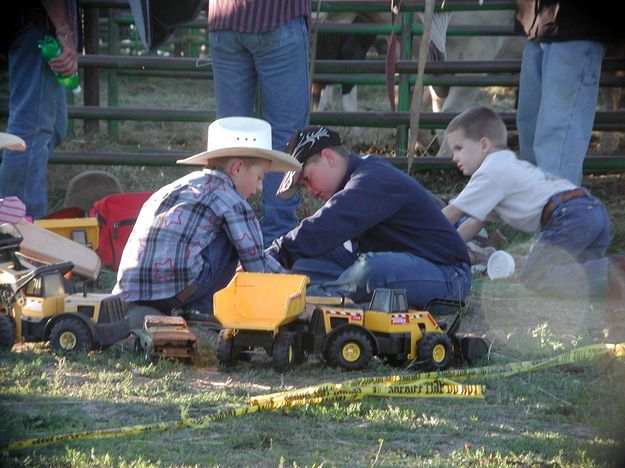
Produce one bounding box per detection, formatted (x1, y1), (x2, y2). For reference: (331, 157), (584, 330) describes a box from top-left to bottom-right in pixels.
(291, 246), (472, 308)
(209, 16), (310, 246)
(520, 194), (611, 298)
(0, 23), (68, 220)
(516, 40), (604, 185)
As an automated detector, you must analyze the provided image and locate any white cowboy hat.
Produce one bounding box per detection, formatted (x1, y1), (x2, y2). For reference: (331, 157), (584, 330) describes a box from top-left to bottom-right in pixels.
(0, 132), (26, 151)
(176, 117), (301, 172)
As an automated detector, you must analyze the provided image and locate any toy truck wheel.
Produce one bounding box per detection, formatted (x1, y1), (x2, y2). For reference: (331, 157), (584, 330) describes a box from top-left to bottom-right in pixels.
(50, 317), (93, 354)
(272, 331), (296, 373)
(328, 329), (373, 371)
(133, 337), (152, 362)
(418, 332), (453, 371)
(0, 314), (15, 350)
(143, 345), (154, 363)
(291, 323), (308, 364)
(216, 330), (238, 366)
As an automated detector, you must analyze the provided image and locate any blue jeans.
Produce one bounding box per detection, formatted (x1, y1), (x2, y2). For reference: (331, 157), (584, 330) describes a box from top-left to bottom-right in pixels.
(209, 16), (310, 246)
(520, 193), (611, 298)
(516, 40), (604, 185)
(291, 246), (472, 308)
(0, 23), (67, 219)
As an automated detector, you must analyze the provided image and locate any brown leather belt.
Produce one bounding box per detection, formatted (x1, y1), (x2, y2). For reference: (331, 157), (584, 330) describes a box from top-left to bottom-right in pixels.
(540, 188), (587, 227)
(175, 284), (198, 302)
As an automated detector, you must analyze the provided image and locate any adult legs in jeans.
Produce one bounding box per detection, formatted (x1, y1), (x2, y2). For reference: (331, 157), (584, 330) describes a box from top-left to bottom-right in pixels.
(520, 197), (611, 298)
(292, 249), (472, 308)
(0, 23), (67, 219)
(516, 40), (604, 185)
(209, 16), (310, 245)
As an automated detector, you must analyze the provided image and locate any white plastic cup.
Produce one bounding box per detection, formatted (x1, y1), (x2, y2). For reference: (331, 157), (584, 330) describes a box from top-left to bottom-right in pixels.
(487, 250), (516, 280)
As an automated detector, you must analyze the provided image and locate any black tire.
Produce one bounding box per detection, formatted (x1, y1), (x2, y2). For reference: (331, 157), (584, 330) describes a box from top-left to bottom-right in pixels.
(143, 345), (153, 363)
(50, 317), (93, 354)
(216, 330), (237, 366)
(322, 334), (336, 367)
(0, 313), (15, 351)
(417, 332), (453, 371)
(291, 323), (308, 364)
(134, 337), (143, 354)
(272, 331), (296, 373)
(327, 329), (373, 371)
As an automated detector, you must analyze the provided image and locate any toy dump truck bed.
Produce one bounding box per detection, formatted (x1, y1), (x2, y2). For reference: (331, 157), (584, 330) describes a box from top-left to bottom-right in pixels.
(214, 272), (308, 333)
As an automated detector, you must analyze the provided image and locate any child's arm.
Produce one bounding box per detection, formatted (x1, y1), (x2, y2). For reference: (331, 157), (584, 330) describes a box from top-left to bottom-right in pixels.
(442, 204), (465, 225)
(223, 201), (284, 274)
(442, 204), (485, 242)
(456, 217), (485, 242)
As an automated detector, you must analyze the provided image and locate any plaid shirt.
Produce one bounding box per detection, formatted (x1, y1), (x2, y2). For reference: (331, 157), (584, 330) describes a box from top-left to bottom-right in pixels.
(208, 0), (310, 33)
(113, 169), (283, 302)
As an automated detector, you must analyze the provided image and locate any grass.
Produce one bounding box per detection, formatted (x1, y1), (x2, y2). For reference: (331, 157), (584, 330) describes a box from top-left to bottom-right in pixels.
(1, 320), (624, 466)
(2, 65), (625, 467)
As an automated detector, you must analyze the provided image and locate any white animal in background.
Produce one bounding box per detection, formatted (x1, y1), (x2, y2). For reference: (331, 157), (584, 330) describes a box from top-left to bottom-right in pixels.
(316, 9), (622, 156)
(317, 9), (525, 151)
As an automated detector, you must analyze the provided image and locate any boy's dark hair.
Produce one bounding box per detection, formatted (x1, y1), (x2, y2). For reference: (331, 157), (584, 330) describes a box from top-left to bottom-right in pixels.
(445, 106), (507, 148)
(305, 145), (349, 164)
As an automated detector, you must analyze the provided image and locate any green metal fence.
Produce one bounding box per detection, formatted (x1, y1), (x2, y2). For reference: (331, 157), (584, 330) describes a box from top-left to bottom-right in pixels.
(2, 0), (625, 171)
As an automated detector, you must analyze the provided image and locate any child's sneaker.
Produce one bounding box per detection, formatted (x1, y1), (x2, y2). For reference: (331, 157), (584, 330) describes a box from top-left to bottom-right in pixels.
(183, 308), (222, 329)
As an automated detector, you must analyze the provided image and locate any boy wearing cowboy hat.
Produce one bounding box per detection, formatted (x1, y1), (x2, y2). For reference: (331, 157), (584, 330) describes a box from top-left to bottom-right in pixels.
(113, 117), (300, 323)
(268, 125), (471, 309)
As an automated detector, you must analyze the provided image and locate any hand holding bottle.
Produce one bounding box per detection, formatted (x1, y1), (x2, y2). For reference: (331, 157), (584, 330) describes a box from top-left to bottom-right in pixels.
(38, 34), (81, 95)
(49, 30), (78, 77)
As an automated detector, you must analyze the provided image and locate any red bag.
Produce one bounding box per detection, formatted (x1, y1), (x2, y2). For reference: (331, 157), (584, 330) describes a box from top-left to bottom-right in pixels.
(90, 192), (152, 271)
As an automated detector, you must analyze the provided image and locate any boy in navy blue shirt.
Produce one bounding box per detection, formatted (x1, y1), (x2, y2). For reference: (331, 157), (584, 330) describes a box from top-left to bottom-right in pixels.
(267, 125), (471, 308)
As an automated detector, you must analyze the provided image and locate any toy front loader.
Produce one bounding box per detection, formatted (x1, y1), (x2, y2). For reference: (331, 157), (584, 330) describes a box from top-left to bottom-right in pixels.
(214, 272), (309, 372)
(0, 224), (129, 353)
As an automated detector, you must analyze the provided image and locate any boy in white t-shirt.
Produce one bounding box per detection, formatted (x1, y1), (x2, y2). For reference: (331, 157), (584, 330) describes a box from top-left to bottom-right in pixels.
(441, 106), (624, 305)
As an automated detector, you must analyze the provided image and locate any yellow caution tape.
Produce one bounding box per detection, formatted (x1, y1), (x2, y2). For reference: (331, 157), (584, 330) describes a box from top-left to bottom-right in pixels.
(255, 342), (624, 404)
(251, 378), (484, 407)
(3, 342), (623, 453)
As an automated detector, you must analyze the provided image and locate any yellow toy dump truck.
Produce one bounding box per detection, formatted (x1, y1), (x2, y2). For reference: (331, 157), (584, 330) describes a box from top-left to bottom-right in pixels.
(0, 223), (129, 354)
(214, 272), (485, 372)
(214, 272), (309, 372)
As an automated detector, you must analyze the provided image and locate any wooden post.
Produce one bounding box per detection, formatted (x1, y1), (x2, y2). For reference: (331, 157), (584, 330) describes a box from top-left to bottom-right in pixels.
(83, 7), (100, 134)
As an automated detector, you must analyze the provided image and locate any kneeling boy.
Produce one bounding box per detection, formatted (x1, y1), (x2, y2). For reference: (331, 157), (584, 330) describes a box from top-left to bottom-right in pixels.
(268, 125), (471, 308)
(113, 117), (300, 322)
(442, 106), (624, 303)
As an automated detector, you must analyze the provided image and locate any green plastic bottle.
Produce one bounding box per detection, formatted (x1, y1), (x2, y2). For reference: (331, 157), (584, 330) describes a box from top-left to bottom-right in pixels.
(38, 35), (81, 95)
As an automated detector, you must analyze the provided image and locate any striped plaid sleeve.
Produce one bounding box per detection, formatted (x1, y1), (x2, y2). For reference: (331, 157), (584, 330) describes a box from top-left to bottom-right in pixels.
(222, 198), (285, 274)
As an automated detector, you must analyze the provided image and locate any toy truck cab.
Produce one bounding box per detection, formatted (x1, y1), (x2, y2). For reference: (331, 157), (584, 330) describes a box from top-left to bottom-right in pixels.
(308, 289), (456, 371)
